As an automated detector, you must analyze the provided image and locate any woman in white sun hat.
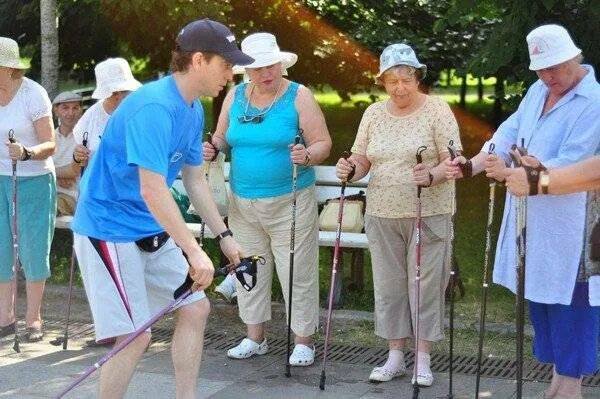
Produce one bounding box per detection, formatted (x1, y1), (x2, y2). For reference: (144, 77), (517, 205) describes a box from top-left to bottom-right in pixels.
(445, 24), (599, 398)
(0, 37), (56, 342)
(72, 57), (141, 165)
(335, 43), (462, 386)
(204, 32), (331, 366)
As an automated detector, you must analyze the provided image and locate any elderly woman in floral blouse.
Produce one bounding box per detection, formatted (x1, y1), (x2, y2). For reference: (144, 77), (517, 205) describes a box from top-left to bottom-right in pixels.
(336, 43), (463, 386)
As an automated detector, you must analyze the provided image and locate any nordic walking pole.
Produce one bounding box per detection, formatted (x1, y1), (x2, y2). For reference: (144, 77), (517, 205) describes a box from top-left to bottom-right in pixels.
(199, 132), (216, 246)
(445, 139), (463, 399)
(54, 256), (262, 399)
(412, 145), (428, 399)
(8, 129), (20, 353)
(475, 142), (497, 398)
(510, 139), (528, 399)
(56, 132), (89, 350)
(285, 131), (303, 378)
(319, 151), (355, 390)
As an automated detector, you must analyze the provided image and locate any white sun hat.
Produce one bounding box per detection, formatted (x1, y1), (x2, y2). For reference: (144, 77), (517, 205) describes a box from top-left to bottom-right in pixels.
(377, 43), (427, 78)
(92, 57), (142, 100)
(526, 24), (581, 71)
(0, 37), (28, 69)
(233, 32), (298, 74)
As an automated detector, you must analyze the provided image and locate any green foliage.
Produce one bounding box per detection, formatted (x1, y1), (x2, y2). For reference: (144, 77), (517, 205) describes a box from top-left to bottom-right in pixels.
(0, 0), (122, 82)
(449, 0), (600, 88)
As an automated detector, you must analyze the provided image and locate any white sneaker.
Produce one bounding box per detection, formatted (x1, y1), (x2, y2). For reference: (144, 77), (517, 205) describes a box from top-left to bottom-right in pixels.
(289, 344), (315, 366)
(227, 338), (268, 359)
(369, 366), (406, 382)
(215, 274), (237, 301)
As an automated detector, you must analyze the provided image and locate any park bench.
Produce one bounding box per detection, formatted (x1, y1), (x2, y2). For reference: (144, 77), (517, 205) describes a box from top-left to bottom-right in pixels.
(54, 163), (370, 306)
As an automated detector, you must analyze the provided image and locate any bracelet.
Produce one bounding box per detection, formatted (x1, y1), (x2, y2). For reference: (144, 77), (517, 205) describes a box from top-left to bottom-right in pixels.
(216, 229), (233, 242)
(459, 159), (473, 178)
(21, 147), (32, 161)
(303, 148), (311, 166)
(423, 172), (434, 187)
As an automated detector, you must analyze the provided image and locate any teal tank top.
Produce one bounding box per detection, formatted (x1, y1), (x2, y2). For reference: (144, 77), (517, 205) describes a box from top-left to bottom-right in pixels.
(226, 81), (316, 199)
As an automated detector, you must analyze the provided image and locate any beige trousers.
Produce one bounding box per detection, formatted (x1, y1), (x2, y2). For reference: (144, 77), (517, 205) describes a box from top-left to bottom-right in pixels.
(228, 186), (319, 337)
(365, 213), (452, 342)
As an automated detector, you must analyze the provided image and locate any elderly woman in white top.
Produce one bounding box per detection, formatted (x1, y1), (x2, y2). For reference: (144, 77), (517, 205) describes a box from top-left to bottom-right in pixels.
(446, 24), (600, 399)
(72, 57), (141, 165)
(0, 37), (55, 342)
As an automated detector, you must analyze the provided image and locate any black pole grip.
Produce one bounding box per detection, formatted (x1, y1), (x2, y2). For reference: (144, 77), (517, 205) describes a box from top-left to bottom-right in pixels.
(342, 150), (355, 182)
(8, 129), (15, 144)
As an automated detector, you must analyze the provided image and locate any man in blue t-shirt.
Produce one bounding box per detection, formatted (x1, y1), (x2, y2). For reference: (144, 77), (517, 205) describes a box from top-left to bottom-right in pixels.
(72, 19), (253, 398)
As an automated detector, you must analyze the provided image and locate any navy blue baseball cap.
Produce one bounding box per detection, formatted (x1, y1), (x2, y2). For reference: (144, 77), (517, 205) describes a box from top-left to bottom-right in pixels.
(176, 19), (254, 66)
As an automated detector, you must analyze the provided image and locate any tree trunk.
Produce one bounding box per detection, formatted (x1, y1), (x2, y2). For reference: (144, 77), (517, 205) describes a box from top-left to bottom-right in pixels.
(40, 0), (59, 99)
(446, 68), (452, 87)
(477, 77), (484, 102)
(492, 75), (505, 128)
(459, 75), (467, 109)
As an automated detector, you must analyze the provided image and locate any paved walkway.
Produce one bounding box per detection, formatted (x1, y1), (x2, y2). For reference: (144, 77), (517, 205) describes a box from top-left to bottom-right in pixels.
(0, 285), (598, 399)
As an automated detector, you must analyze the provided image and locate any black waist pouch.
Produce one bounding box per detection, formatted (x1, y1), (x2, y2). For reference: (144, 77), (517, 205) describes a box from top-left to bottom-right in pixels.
(135, 232), (170, 253)
(591, 221), (600, 261)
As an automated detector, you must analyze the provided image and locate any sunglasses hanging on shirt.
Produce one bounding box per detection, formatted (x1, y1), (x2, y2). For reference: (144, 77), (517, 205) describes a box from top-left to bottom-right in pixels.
(239, 81), (282, 124)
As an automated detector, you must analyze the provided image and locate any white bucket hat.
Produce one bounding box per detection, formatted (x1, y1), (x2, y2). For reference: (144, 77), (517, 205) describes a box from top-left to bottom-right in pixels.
(0, 37), (28, 69)
(92, 57), (142, 100)
(526, 24), (581, 71)
(377, 43), (426, 78)
(233, 33), (297, 74)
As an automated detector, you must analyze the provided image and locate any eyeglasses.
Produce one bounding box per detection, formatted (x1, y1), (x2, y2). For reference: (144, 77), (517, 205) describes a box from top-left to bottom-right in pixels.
(238, 114), (265, 124)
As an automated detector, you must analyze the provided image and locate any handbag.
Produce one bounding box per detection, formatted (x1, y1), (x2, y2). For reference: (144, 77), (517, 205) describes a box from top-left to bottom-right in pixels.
(319, 191), (366, 233)
(188, 152), (229, 217)
(207, 152), (229, 217)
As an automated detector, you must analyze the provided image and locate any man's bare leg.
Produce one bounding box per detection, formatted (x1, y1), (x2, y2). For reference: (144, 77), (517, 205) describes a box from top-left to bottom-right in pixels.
(172, 298), (210, 399)
(98, 332), (151, 399)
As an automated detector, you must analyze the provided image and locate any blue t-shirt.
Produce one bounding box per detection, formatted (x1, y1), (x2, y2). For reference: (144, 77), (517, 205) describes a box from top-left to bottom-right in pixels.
(73, 75), (204, 241)
(226, 82), (315, 199)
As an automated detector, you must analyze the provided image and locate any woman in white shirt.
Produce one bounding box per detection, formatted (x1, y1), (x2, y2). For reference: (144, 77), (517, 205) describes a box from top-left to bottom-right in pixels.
(0, 37), (56, 342)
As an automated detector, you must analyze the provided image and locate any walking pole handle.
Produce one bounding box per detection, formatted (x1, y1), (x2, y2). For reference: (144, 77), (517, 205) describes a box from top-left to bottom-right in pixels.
(415, 146), (427, 197)
(8, 129), (17, 171)
(342, 151), (355, 183)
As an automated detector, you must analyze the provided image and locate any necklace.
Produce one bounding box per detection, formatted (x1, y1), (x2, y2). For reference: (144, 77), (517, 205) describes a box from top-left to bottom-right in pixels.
(242, 81), (283, 122)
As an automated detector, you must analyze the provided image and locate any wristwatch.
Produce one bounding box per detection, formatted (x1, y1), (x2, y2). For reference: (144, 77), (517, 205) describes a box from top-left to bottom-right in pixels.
(216, 229), (233, 242)
(540, 171), (550, 195)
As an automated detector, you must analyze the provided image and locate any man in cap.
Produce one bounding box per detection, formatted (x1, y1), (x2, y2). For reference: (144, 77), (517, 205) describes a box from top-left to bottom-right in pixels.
(71, 19), (253, 398)
(51, 91), (83, 215)
(445, 24), (599, 398)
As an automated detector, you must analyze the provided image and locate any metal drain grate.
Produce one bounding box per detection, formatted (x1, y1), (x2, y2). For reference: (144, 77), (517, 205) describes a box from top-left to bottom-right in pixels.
(43, 318), (600, 387)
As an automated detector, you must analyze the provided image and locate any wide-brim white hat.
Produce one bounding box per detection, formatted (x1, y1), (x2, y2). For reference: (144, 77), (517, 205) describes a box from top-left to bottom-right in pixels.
(92, 57), (142, 100)
(233, 32), (298, 74)
(527, 24), (581, 71)
(0, 37), (28, 70)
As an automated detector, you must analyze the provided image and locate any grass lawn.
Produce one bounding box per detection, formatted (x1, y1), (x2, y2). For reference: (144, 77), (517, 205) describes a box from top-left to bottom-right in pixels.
(49, 92), (519, 328)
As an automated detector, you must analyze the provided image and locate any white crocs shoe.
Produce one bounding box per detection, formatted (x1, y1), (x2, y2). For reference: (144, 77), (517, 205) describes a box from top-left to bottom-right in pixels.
(289, 344), (315, 366)
(227, 338), (268, 359)
(411, 352), (434, 387)
(369, 365), (406, 382)
(411, 369), (434, 387)
(215, 274), (237, 301)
